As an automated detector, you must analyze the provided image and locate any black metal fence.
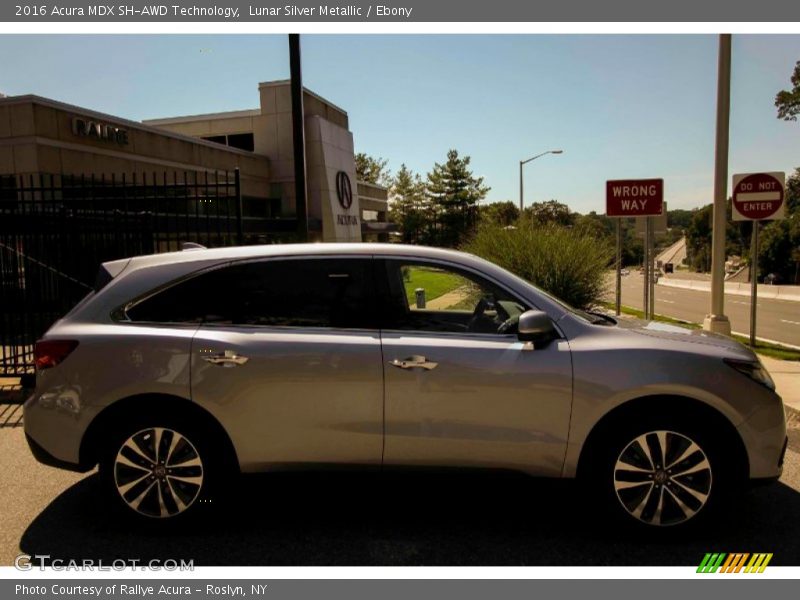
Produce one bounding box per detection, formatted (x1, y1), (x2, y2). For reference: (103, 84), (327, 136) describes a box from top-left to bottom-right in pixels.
(0, 170), (292, 377)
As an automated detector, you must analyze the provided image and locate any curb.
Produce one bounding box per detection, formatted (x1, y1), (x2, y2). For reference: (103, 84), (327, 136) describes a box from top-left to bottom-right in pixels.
(786, 404), (800, 429)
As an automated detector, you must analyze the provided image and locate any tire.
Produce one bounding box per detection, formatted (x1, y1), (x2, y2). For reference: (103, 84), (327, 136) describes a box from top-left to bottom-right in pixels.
(99, 416), (225, 522)
(584, 414), (734, 530)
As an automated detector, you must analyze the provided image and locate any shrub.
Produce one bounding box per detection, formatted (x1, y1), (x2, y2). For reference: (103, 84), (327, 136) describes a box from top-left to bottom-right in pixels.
(462, 221), (614, 309)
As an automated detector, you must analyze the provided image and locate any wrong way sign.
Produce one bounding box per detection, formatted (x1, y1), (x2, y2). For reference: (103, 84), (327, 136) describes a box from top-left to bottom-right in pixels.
(732, 172), (785, 221)
(606, 179), (664, 217)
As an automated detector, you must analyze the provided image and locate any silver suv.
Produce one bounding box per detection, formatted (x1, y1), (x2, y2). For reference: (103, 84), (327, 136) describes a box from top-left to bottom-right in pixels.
(24, 244), (787, 527)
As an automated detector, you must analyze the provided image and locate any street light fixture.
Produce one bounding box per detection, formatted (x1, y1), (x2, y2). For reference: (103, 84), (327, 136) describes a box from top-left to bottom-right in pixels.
(519, 149), (563, 213)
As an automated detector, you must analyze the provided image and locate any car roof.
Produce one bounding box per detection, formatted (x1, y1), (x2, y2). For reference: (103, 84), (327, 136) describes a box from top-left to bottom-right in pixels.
(104, 243), (482, 271)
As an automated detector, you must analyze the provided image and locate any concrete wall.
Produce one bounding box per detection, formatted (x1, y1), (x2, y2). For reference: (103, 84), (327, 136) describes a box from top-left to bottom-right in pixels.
(305, 115), (361, 242)
(659, 278), (800, 302)
(0, 96), (271, 200)
(142, 81), (353, 221)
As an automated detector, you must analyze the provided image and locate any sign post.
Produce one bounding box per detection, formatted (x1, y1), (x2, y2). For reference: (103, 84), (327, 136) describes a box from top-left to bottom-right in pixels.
(750, 221), (759, 347)
(643, 221), (650, 319)
(615, 219), (622, 315)
(606, 179), (664, 320)
(732, 171), (786, 346)
(648, 217), (656, 318)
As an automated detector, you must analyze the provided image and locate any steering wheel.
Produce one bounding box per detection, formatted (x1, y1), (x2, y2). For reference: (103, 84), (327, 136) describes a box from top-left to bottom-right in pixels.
(466, 297), (490, 332)
(467, 296), (511, 333)
(497, 314), (520, 334)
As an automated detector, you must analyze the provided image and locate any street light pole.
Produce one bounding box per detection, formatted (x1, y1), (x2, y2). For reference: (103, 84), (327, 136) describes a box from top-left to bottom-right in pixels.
(519, 150), (563, 214)
(703, 33), (732, 335)
(289, 33), (308, 242)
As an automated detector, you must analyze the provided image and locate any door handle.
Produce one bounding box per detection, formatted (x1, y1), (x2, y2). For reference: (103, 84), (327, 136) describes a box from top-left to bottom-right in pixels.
(390, 355), (438, 370)
(201, 350), (249, 367)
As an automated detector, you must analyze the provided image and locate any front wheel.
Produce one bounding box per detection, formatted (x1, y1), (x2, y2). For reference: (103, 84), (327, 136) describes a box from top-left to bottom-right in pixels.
(101, 423), (212, 520)
(587, 419), (732, 529)
(612, 430), (713, 527)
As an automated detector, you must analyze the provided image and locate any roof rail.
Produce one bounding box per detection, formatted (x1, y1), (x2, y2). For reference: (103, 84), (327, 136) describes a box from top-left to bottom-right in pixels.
(181, 242), (207, 251)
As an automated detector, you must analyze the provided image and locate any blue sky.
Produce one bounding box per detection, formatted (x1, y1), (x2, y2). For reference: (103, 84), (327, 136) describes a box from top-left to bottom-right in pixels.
(1, 34), (799, 212)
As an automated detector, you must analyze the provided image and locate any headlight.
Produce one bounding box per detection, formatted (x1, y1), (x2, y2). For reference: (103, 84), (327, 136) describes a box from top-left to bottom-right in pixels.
(724, 358), (776, 391)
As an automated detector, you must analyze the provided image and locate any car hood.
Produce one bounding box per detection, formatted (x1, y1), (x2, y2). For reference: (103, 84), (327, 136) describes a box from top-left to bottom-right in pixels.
(615, 318), (756, 360)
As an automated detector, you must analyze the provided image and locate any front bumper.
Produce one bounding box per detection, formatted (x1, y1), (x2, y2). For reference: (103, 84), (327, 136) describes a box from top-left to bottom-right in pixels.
(736, 395), (788, 480)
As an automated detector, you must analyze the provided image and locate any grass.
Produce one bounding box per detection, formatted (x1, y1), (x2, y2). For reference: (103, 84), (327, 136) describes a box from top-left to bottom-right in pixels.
(598, 302), (800, 361)
(403, 266), (466, 306)
(731, 336), (800, 362)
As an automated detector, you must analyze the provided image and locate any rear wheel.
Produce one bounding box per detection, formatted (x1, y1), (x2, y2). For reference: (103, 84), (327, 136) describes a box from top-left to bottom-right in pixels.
(100, 419), (222, 521)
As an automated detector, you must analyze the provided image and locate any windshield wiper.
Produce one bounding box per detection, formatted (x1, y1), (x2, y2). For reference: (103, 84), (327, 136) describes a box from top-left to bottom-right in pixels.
(584, 311), (617, 326)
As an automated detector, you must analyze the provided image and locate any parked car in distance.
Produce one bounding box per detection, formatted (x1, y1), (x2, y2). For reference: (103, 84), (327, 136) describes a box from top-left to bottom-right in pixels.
(25, 244), (787, 529)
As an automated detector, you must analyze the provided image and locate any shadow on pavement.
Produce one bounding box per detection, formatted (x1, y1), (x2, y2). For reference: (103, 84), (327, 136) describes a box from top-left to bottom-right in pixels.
(19, 469), (800, 566)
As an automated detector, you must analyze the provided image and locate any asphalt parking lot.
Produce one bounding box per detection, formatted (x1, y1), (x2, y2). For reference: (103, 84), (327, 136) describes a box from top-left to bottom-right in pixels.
(2, 402), (800, 567)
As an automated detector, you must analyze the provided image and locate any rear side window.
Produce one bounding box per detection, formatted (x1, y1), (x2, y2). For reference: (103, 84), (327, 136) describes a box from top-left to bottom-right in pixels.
(125, 258), (375, 329)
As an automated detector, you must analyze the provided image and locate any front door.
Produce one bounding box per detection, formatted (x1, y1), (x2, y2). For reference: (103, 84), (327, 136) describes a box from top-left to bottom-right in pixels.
(377, 259), (573, 476)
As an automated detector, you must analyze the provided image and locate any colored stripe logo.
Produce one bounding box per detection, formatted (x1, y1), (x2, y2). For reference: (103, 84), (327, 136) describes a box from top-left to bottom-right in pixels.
(697, 553), (773, 573)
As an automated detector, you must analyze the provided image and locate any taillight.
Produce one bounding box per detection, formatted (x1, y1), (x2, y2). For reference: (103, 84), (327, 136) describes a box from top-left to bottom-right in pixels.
(34, 340), (79, 370)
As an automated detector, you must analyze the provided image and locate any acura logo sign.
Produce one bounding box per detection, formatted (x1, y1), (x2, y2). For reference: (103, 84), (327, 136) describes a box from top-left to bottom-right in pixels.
(71, 116), (129, 145)
(336, 171), (353, 210)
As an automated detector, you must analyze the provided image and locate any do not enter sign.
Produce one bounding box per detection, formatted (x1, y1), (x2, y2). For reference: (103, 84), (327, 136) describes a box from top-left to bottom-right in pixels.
(732, 172), (785, 221)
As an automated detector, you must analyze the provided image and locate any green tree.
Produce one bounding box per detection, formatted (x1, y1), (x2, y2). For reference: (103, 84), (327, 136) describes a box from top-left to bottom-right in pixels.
(479, 201), (520, 227)
(574, 211), (614, 240)
(757, 167), (800, 283)
(686, 205), (713, 272)
(355, 153), (391, 186)
(425, 149), (490, 247)
(668, 209), (694, 231)
(389, 164), (427, 244)
(775, 60), (800, 122)
(622, 224), (645, 267)
(523, 200), (575, 227)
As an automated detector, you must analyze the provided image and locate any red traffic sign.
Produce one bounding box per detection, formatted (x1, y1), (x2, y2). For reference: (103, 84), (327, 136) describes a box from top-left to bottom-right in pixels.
(606, 179), (664, 217)
(732, 172), (785, 221)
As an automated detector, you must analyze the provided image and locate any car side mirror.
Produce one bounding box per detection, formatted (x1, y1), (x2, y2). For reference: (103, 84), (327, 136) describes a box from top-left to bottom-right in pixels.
(517, 310), (558, 348)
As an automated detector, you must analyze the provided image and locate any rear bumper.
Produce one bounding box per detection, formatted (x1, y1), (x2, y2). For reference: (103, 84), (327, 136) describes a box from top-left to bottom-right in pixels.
(25, 433), (92, 473)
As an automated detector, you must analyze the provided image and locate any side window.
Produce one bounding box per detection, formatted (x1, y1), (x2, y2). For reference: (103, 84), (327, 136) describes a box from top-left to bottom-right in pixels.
(124, 271), (217, 324)
(381, 261), (526, 334)
(125, 258), (375, 329)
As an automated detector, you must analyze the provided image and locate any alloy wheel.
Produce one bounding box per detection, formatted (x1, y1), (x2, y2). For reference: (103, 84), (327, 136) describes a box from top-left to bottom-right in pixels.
(613, 430), (712, 526)
(113, 427), (204, 518)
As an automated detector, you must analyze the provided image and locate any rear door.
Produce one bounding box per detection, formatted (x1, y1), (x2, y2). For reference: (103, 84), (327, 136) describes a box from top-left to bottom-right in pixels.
(172, 256), (383, 470)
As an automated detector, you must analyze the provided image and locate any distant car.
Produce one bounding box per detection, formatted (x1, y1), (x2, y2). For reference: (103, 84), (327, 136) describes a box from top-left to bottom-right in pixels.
(664, 263), (674, 274)
(25, 244), (787, 529)
(620, 268), (630, 276)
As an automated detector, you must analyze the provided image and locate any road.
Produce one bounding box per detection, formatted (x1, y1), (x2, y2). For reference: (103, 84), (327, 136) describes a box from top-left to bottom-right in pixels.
(2, 405), (800, 566)
(609, 272), (800, 347)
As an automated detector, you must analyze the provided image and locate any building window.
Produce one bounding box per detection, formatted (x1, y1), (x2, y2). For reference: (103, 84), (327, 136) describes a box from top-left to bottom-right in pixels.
(201, 135), (227, 145)
(201, 133), (255, 152)
(227, 133), (255, 152)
